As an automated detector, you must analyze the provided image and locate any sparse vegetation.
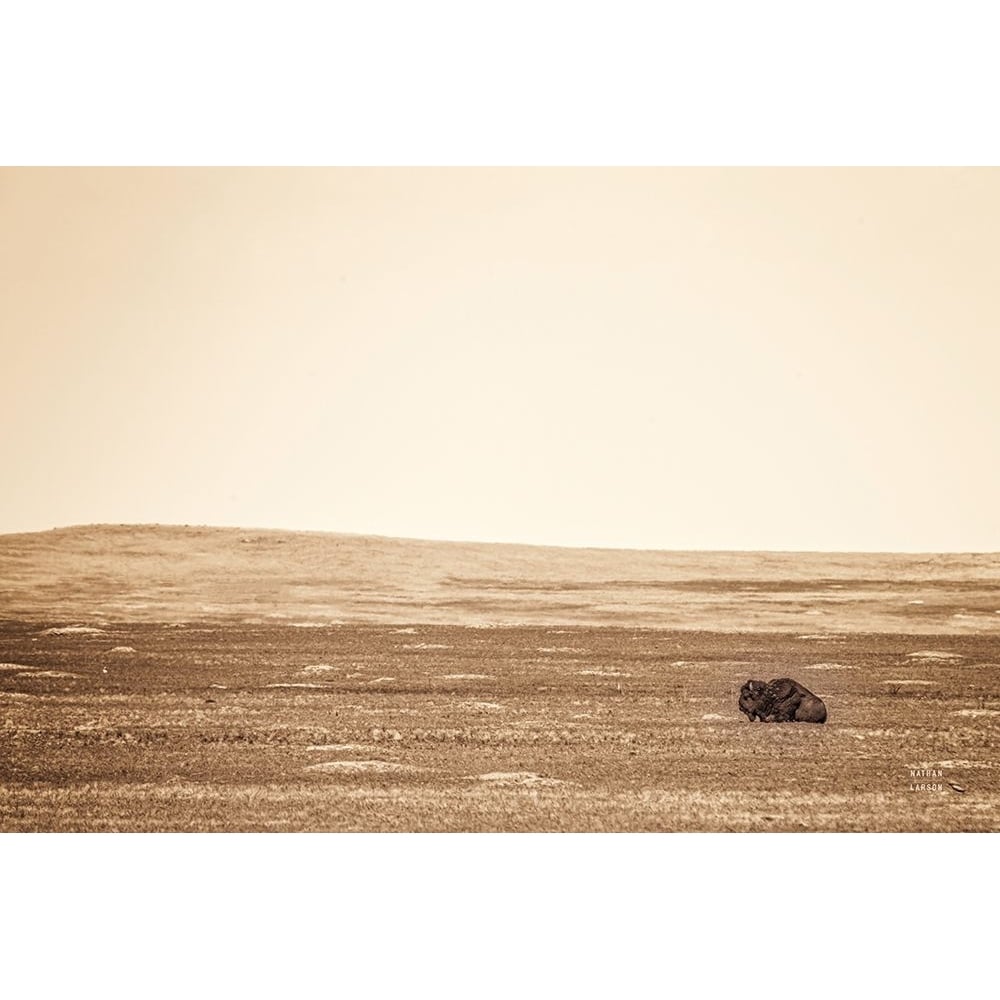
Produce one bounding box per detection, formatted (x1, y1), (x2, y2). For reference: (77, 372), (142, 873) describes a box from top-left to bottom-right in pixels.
(1, 525), (998, 832)
(1, 618), (998, 832)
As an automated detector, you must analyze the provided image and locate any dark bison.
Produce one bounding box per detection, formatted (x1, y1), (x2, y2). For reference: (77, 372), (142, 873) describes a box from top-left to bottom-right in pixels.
(739, 678), (827, 723)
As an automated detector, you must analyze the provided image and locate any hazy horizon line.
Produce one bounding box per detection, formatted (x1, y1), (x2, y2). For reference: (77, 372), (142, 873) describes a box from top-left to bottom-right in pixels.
(4, 521), (998, 558)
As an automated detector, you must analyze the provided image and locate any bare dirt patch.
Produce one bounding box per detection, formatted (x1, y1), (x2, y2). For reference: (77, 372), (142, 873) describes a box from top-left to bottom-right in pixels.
(264, 682), (330, 689)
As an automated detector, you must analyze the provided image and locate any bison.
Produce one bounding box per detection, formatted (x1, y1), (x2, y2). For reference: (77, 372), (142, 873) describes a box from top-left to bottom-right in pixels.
(739, 677), (827, 723)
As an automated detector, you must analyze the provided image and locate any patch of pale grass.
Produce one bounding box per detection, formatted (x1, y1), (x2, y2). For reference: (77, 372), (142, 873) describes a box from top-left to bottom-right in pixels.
(306, 744), (377, 752)
(919, 759), (1000, 770)
(840, 727), (913, 738)
(473, 772), (567, 787)
(39, 625), (105, 635)
(306, 761), (419, 773)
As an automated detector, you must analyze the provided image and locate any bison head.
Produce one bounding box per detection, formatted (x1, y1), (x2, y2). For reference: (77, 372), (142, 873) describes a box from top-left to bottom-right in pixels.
(738, 679), (768, 720)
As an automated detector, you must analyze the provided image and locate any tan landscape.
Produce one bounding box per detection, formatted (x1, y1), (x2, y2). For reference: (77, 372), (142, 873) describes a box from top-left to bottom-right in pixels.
(2, 524), (999, 832)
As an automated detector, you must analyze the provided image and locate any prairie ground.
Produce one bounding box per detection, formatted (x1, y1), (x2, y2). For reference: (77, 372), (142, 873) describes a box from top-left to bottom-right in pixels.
(2, 619), (997, 831)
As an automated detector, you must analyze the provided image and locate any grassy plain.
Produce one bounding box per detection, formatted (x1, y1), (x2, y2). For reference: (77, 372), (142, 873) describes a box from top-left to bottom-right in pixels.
(1, 526), (998, 831)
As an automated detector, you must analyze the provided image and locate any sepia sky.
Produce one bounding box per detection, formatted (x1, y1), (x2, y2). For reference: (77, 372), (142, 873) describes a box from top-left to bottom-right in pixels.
(2, 167), (998, 552)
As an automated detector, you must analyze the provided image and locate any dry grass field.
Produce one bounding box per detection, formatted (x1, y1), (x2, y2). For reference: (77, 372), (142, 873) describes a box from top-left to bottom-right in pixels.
(2, 525), (998, 831)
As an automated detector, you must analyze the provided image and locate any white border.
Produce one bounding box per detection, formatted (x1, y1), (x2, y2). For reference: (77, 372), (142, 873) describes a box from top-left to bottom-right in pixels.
(2, 833), (996, 995)
(3, 2), (1000, 164)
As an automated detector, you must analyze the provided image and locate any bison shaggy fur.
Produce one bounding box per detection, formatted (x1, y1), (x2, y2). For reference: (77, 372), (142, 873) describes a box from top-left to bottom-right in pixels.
(739, 677), (827, 724)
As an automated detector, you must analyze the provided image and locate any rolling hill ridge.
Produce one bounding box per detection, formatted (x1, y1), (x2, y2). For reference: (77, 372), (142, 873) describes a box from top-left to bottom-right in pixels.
(1, 524), (999, 632)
